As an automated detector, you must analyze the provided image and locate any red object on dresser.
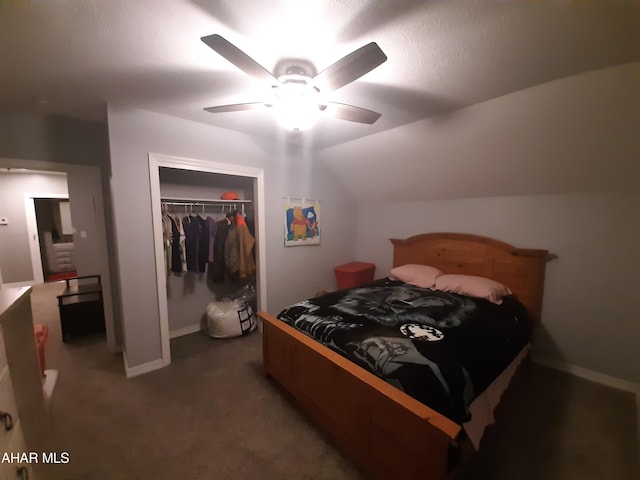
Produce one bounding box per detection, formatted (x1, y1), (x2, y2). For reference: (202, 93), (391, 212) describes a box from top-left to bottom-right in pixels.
(334, 262), (376, 289)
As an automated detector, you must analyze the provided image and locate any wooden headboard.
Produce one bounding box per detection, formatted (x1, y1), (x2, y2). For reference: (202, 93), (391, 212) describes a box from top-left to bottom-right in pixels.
(390, 233), (549, 324)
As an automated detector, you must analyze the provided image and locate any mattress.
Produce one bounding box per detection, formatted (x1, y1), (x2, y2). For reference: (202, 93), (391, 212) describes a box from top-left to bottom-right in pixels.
(278, 278), (530, 425)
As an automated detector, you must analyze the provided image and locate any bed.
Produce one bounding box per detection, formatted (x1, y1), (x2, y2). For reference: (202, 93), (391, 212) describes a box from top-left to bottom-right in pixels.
(258, 232), (548, 480)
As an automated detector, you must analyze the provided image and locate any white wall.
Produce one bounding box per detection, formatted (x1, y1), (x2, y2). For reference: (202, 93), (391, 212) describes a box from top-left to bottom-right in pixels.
(355, 192), (640, 384)
(319, 63), (639, 203)
(106, 105), (356, 371)
(0, 112), (107, 169)
(0, 172), (68, 283)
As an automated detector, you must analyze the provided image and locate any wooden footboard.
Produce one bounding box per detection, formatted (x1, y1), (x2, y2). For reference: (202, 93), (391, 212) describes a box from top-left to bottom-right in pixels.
(259, 311), (461, 480)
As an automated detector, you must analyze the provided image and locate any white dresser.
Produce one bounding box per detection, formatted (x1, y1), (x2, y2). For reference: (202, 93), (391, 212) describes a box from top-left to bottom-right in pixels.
(42, 233), (75, 274)
(0, 288), (56, 480)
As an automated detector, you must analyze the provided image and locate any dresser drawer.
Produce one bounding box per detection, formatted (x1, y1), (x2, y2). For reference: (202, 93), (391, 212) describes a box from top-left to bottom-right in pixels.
(0, 367), (19, 452)
(2, 420), (36, 480)
(0, 328), (7, 371)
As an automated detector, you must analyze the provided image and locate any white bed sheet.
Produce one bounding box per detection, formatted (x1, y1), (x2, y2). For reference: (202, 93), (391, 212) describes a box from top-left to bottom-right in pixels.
(463, 343), (531, 450)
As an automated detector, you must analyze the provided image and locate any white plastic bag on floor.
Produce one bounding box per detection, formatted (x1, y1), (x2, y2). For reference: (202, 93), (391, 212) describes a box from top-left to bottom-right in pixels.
(205, 298), (256, 338)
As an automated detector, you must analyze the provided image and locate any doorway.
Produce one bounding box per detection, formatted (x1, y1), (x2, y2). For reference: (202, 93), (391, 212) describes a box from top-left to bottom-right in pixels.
(148, 153), (267, 369)
(28, 196), (78, 283)
(0, 161), (118, 353)
(0, 168), (70, 287)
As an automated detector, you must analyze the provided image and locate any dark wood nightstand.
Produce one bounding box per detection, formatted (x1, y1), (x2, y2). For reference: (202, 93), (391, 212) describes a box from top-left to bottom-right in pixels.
(56, 275), (106, 342)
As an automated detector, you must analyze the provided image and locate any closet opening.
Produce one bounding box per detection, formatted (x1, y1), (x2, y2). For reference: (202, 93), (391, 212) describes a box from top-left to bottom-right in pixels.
(148, 154), (267, 368)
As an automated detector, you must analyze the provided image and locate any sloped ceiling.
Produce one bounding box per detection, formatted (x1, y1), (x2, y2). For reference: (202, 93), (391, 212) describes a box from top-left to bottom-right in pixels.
(320, 62), (640, 202)
(0, 1), (638, 199)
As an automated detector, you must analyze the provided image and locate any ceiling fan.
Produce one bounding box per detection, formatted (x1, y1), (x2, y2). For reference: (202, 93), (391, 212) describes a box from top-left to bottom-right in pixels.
(200, 34), (388, 131)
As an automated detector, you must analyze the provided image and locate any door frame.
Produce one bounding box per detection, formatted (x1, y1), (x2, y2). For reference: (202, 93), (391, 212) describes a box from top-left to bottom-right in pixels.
(148, 153), (267, 368)
(25, 193), (70, 285)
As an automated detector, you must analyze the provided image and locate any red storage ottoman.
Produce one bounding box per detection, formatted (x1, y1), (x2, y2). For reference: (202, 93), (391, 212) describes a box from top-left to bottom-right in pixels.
(334, 262), (376, 290)
(34, 324), (49, 378)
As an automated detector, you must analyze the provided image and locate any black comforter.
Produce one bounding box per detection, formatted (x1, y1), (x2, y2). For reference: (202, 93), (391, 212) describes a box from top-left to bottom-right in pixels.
(277, 278), (530, 424)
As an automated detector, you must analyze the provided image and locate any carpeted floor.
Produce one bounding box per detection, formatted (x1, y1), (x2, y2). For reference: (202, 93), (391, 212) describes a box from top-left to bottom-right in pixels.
(31, 282), (639, 480)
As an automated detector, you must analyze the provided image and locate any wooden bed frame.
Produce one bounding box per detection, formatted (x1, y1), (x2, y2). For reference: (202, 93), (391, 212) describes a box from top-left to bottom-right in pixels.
(258, 233), (548, 480)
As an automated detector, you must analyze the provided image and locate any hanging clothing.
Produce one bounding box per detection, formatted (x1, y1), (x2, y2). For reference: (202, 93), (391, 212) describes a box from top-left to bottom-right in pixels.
(245, 215), (255, 238)
(206, 216), (218, 262)
(177, 215), (187, 273)
(161, 211), (173, 275)
(210, 218), (230, 283)
(224, 223), (240, 281)
(197, 215), (209, 273)
(183, 215), (201, 272)
(236, 213), (256, 279)
(170, 216), (182, 274)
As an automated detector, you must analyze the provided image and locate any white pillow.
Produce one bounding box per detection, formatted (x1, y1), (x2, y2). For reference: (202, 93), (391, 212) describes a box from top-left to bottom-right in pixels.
(389, 264), (443, 288)
(434, 274), (512, 305)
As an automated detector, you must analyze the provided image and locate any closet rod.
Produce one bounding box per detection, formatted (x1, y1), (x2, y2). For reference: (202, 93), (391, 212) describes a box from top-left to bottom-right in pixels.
(161, 198), (252, 205)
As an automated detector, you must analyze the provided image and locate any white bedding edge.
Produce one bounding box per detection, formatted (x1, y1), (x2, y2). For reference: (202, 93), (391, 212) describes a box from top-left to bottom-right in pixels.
(462, 343), (531, 450)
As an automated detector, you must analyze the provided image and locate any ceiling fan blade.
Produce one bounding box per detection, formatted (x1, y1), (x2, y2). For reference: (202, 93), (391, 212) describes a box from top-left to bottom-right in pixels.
(203, 102), (265, 113)
(201, 34), (276, 84)
(314, 42), (387, 92)
(325, 102), (382, 124)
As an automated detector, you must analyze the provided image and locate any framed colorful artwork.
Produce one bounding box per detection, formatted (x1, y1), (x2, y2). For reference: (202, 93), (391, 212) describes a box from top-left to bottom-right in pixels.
(284, 199), (320, 247)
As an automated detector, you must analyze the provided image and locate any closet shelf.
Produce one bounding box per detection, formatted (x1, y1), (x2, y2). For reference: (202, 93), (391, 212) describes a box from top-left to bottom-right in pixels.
(161, 197), (252, 205)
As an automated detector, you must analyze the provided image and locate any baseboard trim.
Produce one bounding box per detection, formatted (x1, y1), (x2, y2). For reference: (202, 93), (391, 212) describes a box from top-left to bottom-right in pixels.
(123, 354), (166, 378)
(169, 324), (201, 339)
(532, 354), (640, 395)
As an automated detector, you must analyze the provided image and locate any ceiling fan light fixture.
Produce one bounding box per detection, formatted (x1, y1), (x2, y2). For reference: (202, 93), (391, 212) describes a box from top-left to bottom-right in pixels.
(272, 73), (323, 131)
(273, 103), (319, 131)
(200, 35), (386, 128)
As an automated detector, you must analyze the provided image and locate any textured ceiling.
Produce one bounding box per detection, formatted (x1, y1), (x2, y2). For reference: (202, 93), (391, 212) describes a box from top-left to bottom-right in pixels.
(0, 0), (638, 152)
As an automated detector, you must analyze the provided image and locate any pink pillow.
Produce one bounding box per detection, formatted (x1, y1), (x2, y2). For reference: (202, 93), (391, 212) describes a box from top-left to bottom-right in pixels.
(389, 264), (443, 288)
(434, 274), (512, 305)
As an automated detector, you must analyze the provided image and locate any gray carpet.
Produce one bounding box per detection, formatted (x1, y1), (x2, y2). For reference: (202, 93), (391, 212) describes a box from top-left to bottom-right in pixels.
(31, 282), (639, 480)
